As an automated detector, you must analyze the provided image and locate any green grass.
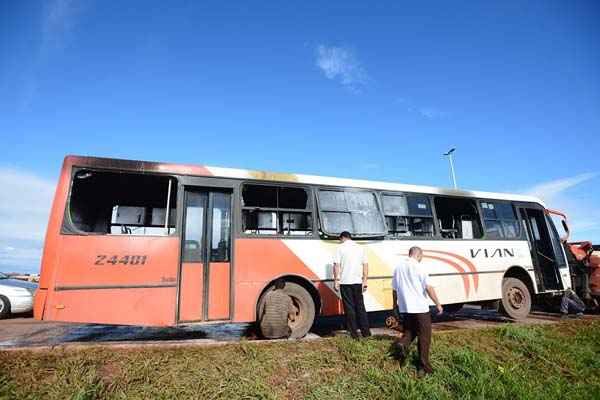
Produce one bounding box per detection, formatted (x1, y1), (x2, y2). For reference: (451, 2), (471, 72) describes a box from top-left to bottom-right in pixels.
(1, 320), (599, 399)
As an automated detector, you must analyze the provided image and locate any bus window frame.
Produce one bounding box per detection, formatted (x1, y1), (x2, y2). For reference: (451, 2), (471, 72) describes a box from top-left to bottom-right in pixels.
(238, 181), (317, 239)
(60, 166), (181, 237)
(430, 195), (487, 241)
(316, 187), (387, 239)
(379, 191), (439, 240)
(478, 200), (523, 241)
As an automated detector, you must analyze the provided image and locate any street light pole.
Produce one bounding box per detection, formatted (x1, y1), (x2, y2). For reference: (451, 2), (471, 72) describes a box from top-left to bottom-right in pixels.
(443, 148), (458, 189)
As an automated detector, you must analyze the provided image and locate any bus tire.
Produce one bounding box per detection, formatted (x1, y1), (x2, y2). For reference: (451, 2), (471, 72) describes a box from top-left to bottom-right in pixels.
(499, 277), (531, 320)
(258, 281), (315, 339)
(0, 295), (11, 319)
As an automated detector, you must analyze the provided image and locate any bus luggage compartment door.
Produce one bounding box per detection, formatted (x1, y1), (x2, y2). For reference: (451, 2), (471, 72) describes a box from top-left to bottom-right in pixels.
(178, 189), (232, 322)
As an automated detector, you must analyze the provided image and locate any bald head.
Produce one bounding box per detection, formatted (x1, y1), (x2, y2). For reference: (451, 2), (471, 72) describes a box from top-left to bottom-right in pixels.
(408, 246), (423, 262)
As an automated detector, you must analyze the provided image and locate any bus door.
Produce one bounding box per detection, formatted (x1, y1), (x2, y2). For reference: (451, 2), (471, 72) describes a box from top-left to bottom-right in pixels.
(178, 188), (232, 322)
(517, 206), (564, 291)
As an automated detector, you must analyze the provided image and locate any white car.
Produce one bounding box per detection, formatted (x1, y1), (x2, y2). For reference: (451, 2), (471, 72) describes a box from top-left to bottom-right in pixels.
(0, 272), (38, 319)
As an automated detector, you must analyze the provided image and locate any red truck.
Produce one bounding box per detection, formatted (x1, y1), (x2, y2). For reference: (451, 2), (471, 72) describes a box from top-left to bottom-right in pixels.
(548, 209), (600, 310)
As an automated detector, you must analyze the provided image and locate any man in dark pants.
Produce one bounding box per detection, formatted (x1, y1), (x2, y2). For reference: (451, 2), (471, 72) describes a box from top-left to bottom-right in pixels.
(560, 288), (586, 319)
(333, 231), (371, 339)
(392, 246), (443, 376)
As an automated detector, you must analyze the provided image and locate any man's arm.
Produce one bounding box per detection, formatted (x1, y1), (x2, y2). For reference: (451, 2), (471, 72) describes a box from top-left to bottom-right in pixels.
(362, 262), (369, 292)
(426, 285), (443, 314)
(333, 262), (340, 291)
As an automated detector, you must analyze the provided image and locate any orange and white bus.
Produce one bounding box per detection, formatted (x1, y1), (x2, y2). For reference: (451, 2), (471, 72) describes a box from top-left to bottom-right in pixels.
(35, 155), (571, 337)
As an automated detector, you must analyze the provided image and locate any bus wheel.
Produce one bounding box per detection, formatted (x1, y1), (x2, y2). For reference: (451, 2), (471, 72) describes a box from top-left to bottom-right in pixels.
(499, 278), (531, 320)
(258, 282), (315, 339)
(0, 295), (11, 319)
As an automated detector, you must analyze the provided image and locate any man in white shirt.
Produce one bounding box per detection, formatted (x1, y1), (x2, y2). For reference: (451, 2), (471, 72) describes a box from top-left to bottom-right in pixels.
(391, 246), (443, 376)
(333, 231), (371, 338)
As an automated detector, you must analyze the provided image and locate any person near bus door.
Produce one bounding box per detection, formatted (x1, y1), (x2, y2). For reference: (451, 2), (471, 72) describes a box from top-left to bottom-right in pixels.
(333, 231), (372, 339)
(560, 288), (586, 319)
(391, 246), (443, 376)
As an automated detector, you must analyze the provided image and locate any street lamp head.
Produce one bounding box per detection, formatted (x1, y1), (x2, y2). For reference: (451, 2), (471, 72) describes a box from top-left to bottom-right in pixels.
(443, 148), (456, 156)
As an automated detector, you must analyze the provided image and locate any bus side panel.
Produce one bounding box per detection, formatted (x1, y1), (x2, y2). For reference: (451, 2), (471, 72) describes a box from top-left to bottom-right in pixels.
(232, 238), (341, 323)
(207, 262), (230, 320)
(35, 158), (73, 320)
(55, 236), (179, 287)
(179, 262), (204, 321)
(43, 236), (179, 325)
(45, 287), (177, 326)
(37, 160), (72, 291)
(33, 288), (48, 320)
(283, 239), (534, 310)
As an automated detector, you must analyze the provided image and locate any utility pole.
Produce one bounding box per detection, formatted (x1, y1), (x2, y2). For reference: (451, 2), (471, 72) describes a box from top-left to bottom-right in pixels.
(443, 148), (458, 189)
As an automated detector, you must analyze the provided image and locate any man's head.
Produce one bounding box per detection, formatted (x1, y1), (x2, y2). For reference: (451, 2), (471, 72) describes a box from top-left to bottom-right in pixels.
(408, 246), (423, 262)
(339, 231), (352, 242)
(273, 278), (286, 290)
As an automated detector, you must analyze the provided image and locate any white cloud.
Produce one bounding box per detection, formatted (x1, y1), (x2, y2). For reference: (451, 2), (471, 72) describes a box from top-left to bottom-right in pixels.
(42, 0), (83, 52)
(524, 173), (597, 203)
(0, 168), (55, 242)
(19, 1), (85, 111)
(522, 173), (600, 241)
(0, 243), (43, 274)
(395, 98), (450, 119)
(418, 107), (450, 119)
(315, 45), (367, 92)
(0, 168), (56, 273)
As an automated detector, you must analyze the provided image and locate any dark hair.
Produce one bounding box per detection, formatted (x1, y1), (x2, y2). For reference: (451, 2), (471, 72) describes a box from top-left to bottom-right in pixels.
(408, 246), (422, 257)
(339, 231), (352, 239)
(273, 278), (286, 290)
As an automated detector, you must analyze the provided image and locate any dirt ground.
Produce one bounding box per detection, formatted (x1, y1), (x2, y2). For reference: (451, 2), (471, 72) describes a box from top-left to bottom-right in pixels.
(1, 306), (596, 351)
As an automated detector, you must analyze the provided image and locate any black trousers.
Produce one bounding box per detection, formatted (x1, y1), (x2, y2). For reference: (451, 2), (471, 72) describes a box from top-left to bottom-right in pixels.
(340, 284), (371, 338)
(398, 312), (433, 373)
(560, 292), (586, 314)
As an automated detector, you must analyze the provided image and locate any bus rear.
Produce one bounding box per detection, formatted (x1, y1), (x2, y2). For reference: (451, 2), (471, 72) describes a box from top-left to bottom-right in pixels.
(34, 156), (182, 325)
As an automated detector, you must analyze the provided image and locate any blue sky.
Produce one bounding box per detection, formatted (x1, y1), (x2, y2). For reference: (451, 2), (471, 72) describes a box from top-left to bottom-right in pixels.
(1, 1), (599, 273)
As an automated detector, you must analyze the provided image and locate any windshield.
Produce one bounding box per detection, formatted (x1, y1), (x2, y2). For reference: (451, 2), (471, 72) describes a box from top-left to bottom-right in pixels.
(0, 272), (7, 279)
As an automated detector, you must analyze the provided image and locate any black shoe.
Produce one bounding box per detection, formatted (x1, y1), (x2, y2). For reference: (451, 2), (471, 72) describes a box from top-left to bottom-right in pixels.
(361, 331), (372, 338)
(575, 312), (584, 319)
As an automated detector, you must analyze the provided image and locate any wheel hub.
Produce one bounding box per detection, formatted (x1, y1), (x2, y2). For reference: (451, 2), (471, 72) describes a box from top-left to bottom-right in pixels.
(507, 287), (525, 309)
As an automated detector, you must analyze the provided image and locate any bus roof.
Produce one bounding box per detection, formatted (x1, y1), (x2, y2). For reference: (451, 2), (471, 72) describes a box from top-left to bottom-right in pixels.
(64, 155), (546, 206)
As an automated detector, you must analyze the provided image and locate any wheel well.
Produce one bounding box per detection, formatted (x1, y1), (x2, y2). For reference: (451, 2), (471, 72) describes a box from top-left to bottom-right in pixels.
(504, 266), (535, 295)
(256, 275), (322, 319)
